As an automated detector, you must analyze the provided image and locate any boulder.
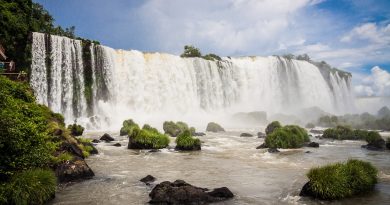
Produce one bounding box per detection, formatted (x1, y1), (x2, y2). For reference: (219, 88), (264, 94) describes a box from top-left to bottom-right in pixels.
(100, 133), (114, 142)
(256, 143), (267, 149)
(140, 175), (156, 185)
(149, 180), (233, 204)
(55, 159), (94, 183)
(113, 143), (121, 147)
(306, 142), (320, 148)
(240, 133), (253, 137)
(361, 139), (386, 151)
(60, 141), (84, 159)
(386, 140), (390, 150)
(175, 144), (201, 151)
(299, 182), (315, 197)
(92, 139), (101, 143)
(257, 132), (266, 138)
(192, 132), (206, 136)
(268, 148), (280, 153)
(206, 122), (225, 132)
(265, 121), (281, 135)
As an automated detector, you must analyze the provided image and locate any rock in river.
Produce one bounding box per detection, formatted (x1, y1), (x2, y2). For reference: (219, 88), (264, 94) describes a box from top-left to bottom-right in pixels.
(149, 180), (234, 204)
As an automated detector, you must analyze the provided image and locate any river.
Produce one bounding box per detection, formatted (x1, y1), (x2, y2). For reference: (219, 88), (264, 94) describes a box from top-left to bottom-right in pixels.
(50, 130), (390, 205)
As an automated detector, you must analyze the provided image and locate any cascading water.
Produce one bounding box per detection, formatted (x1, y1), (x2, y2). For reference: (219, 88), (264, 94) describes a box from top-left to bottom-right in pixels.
(30, 33), (355, 130)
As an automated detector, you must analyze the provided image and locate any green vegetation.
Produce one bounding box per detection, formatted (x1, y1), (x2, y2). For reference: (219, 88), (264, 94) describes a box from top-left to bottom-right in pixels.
(175, 130), (201, 150)
(265, 121), (282, 135)
(128, 125), (170, 149)
(180, 45), (222, 61)
(120, 119), (140, 136)
(0, 168), (56, 205)
(203, 53), (222, 61)
(305, 159), (377, 200)
(180, 45), (202, 58)
(316, 107), (390, 131)
(322, 126), (382, 143)
(51, 152), (73, 164)
(67, 123), (85, 136)
(265, 124), (310, 149)
(0, 76), (97, 204)
(163, 121), (193, 137)
(0, 0), (77, 71)
(0, 76), (57, 178)
(206, 122), (225, 132)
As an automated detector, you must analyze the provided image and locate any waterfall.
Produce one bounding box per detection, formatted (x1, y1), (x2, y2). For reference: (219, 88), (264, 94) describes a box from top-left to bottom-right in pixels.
(31, 33), (355, 129)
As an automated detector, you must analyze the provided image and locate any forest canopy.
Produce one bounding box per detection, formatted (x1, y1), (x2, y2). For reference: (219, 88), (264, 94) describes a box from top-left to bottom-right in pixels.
(0, 0), (77, 70)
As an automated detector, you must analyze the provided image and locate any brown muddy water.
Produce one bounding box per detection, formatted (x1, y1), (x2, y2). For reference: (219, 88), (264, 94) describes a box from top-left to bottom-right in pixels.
(50, 130), (390, 205)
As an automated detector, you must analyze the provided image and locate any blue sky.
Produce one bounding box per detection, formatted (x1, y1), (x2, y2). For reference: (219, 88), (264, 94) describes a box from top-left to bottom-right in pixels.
(35, 0), (390, 97)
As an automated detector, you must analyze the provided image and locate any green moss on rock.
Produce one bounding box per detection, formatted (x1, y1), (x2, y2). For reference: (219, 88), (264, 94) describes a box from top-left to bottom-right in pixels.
(128, 124), (170, 149)
(265, 121), (282, 135)
(265, 124), (309, 149)
(120, 119), (140, 136)
(175, 130), (201, 151)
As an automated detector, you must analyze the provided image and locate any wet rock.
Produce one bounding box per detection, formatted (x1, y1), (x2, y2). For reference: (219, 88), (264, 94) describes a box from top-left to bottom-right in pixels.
(60, 141), (84, 159)
(53, 128), (63, 136)
(149, 180), (233, 204)
(192, 132), (206, 136)
(361, 139), (386, 151)
(100, 133), (114, 142)
(240, 133), (253, 137)
(305, 151), (311, 153)
(175, 144), (201, 151)
(113, 143), (121, 147)
(256, 143), (267, 149)
(148, 149), (161, 153)
(300, 182), (315, 197)
(92, 139), (100, 143)
(268, 148), (280, 153)
(306, 142), (320, 148)
(140, 175), (156, 184)
(386, 140), (390, 150)
(257, 132), (266, 138)
(206, 122), (225, 132)
(55, 159), (94, 183)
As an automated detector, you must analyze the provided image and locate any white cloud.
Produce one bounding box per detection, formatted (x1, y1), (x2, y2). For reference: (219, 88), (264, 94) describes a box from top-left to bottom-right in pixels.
(136, 0), (319, 55)
(341, 23), (390, 44)
(354, 66), (390, 97)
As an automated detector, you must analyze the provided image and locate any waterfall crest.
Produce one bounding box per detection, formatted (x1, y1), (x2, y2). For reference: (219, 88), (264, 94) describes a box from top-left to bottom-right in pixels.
(31, 33), (355, 129)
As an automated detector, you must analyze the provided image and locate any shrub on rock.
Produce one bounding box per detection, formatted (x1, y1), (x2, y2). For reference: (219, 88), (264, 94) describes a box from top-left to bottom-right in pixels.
(206, 122), (225, 132)
(67, 123), (85, 136)
(265, 121), (281, 135)
(322, 126), (369, 140)
(120, 119), (140, 136)
(265, 125), (309, 149)
(163, 121), (193, 137)
(175, 130), (201, 151)
(300, 159), (378, 200)
(128, 125), (170, 149)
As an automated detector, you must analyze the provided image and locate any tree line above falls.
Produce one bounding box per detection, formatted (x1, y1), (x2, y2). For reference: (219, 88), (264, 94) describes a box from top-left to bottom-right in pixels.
(0, 0), (99, 72)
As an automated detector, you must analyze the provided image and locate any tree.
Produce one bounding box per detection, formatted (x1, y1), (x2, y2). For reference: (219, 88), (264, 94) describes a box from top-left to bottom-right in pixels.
(180, 45), (202, 58)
